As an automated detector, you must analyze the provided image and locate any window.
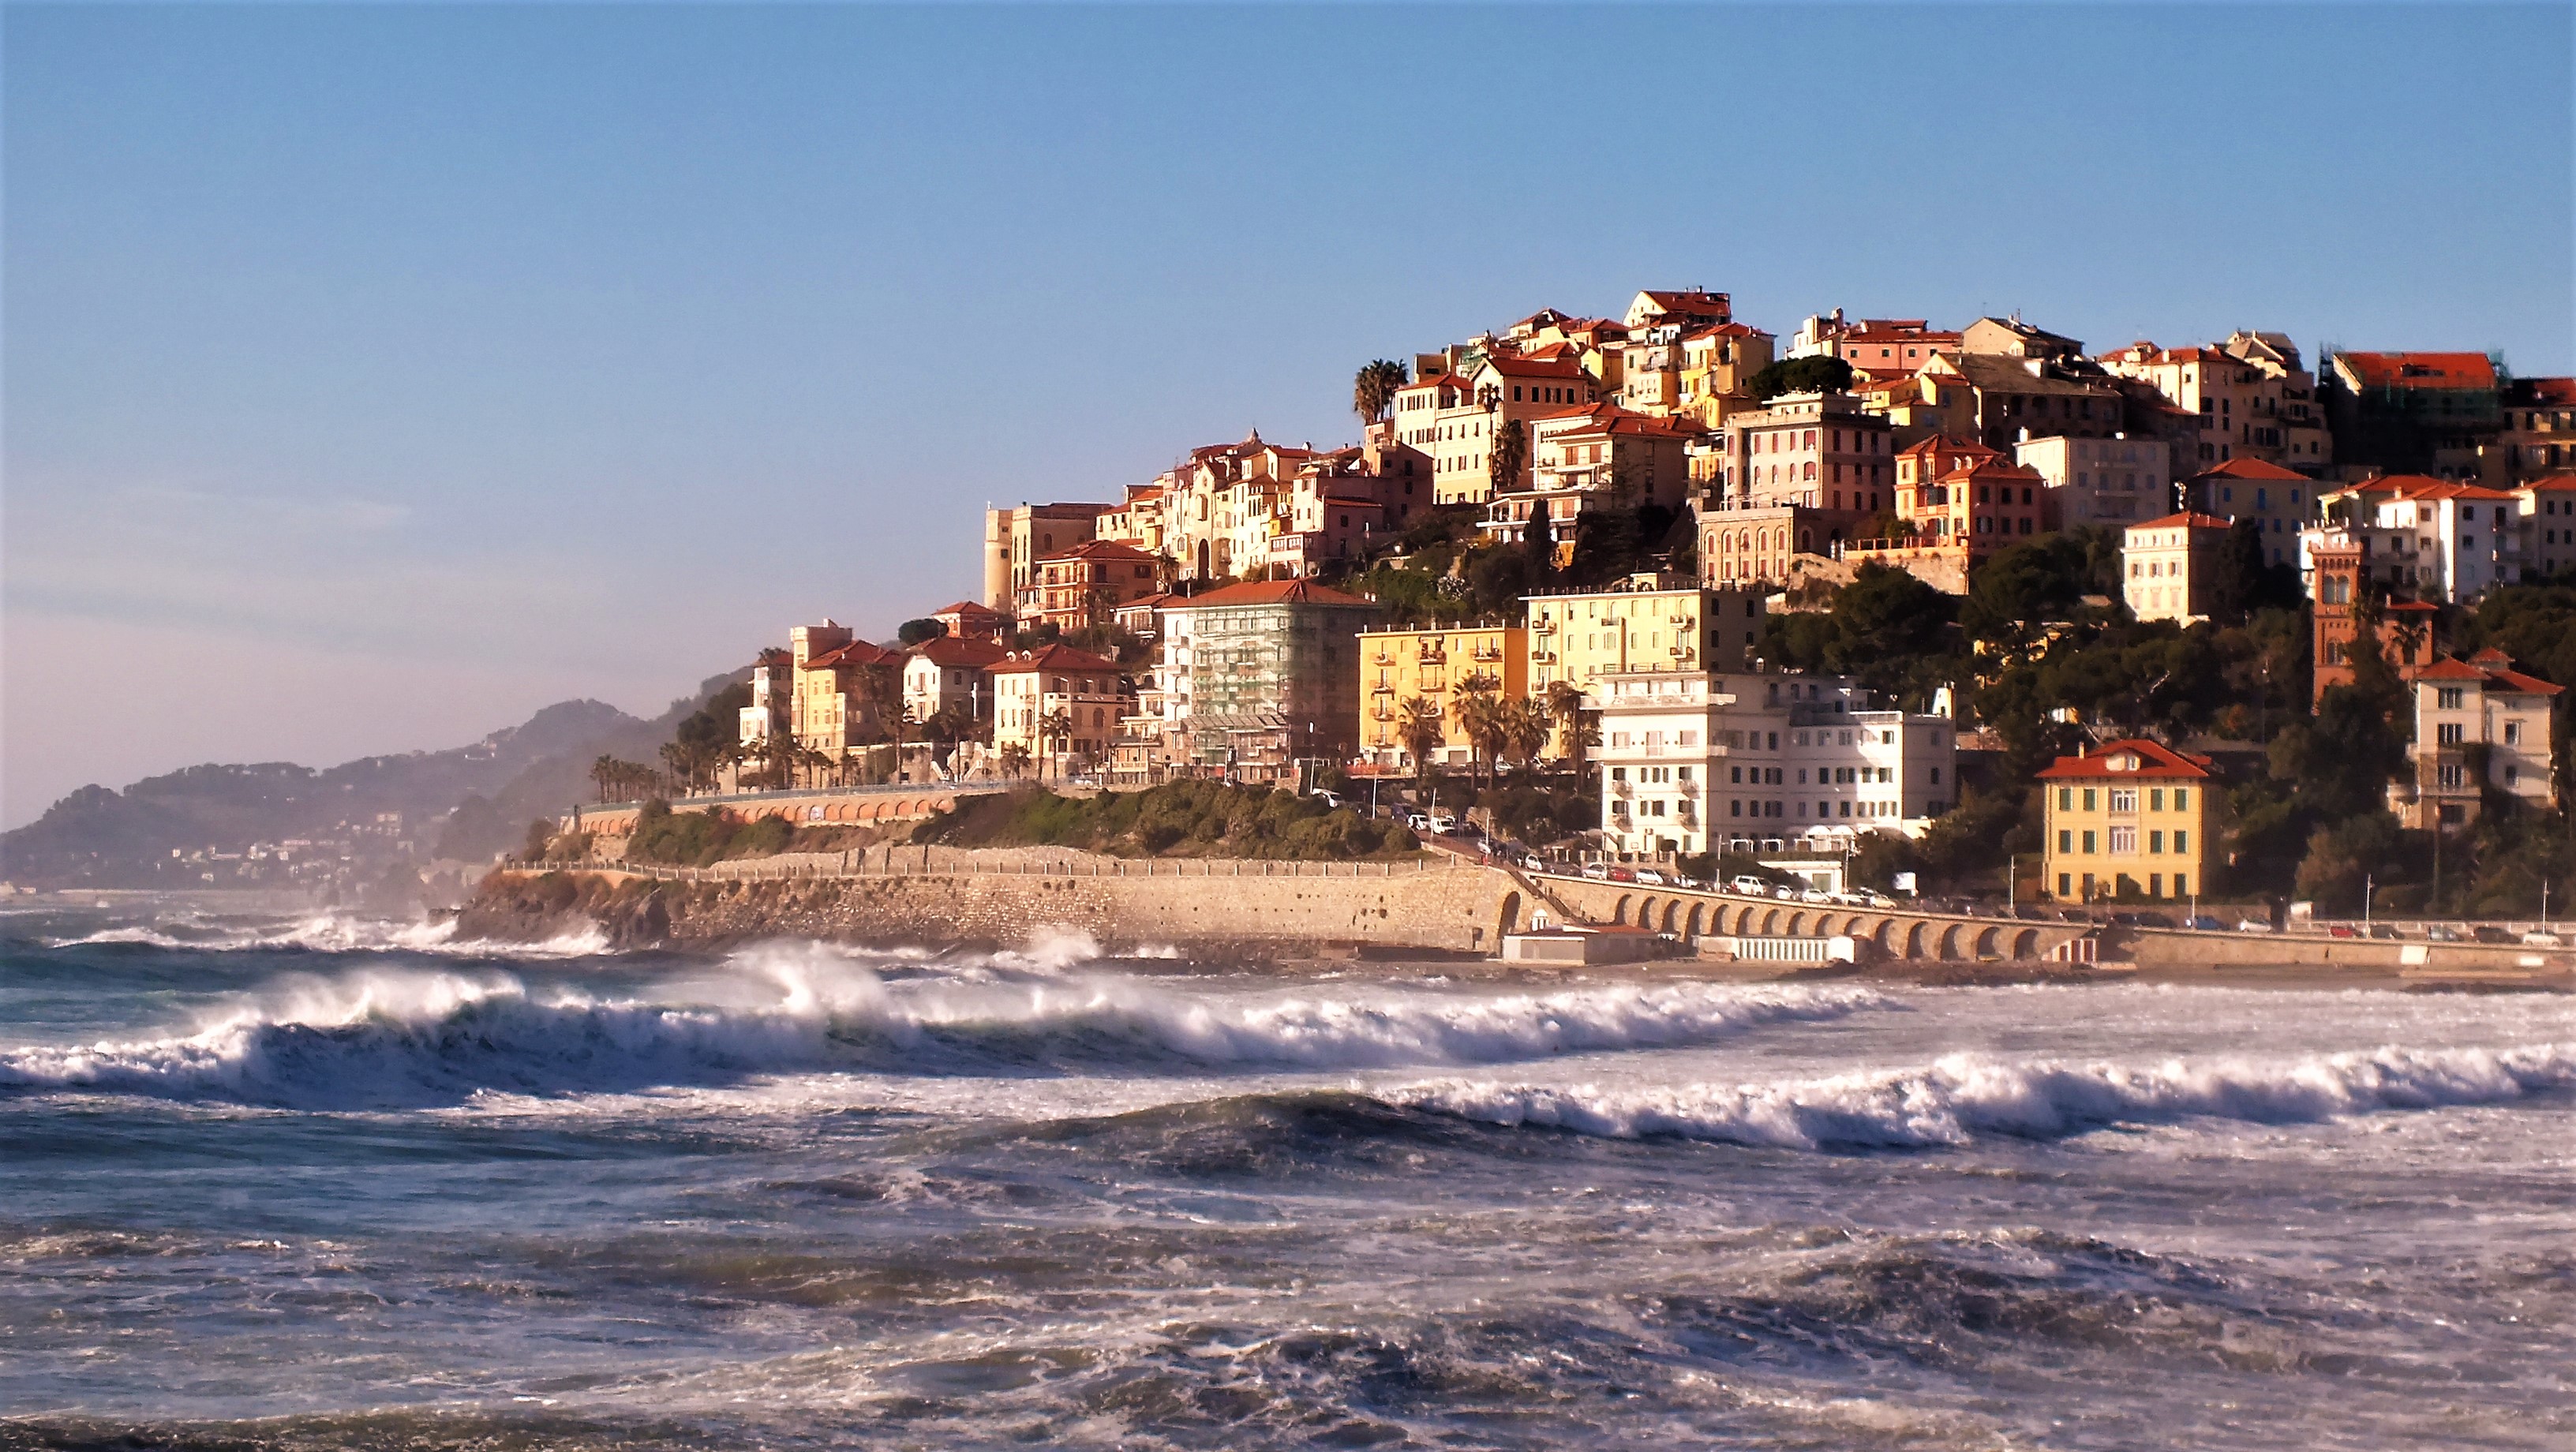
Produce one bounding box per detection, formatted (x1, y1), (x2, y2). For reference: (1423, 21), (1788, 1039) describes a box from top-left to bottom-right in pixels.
(2108, 788), (2137, 813)
(2173, 831), (2188, 855)
(2172, 789), (2188, 811)
(2436, 687), (2464, 709)
(2109, 826), (2137, 855)
(2081, 788), (2096, 810)
(2057, 829), (2072, 853)
(2504, 721), (2522, 745)
(2058, 788), (2072, 810)
(2437, 723), (2464, 746)
(2081, 830), (2097, 854)
(2149, 788), (2164, 811)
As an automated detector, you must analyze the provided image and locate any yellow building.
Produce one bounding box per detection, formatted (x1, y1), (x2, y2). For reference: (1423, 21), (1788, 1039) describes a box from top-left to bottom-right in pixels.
(2039, 739), (2217, 904)
(1357, 624), (1529, 769)
(1522, 574), (1769, 753)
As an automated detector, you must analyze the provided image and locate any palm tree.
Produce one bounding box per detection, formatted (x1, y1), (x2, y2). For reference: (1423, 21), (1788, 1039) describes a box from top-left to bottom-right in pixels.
(2387, 612), (2430, 672)
(1036, 709), (1076, 780)
(590, 754), (620, 803)
(1488, 417), (1530, 494)
(1397, 696), (1445, 786)
(1354, 359), (1409, 425)
(1452, 674), (1507, 789)
(1544, 679), (1593, 777)
(1500, 696), (1555, 773)
(1000, 742), (1032, 780)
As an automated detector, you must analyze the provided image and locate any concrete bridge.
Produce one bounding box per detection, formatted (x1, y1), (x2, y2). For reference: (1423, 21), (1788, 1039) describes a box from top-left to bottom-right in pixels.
(1523, 873), (2092, 962)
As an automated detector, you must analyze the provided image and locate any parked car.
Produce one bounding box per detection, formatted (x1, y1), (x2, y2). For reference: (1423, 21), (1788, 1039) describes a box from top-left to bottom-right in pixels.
(2367, 923), (2401, 940)
(1730, 876), (1769, 896)
(2424, 924), (2463, 942)
(1580, 863), (1610, 881)
(2521, 930), (2566, 947)
(1799, 888), (1832, 904)
(2237, 919), (2275, 934)
(1772, 886), (1799, 900)
(1634, 870), (1668, 887)
(1669, 874), (1701, 889)
(2325, 924), (2359, 939)
(1312, 790), (1342, 809)
(2473, 926), (2513, 944)
(1427, 814), (1458, 834)
(1868, 893), (1899, 909)
(1608, 866), (1639, 884)
(2186, 915), (2225, 931)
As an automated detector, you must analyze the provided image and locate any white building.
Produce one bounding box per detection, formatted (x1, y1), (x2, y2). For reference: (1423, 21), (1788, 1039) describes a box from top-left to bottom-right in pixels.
(2121, 512), (2234, 624)
(2014, 435), (2170, 529)
(2392, 650), (2563, 830)
(1591, 670), (1958, 860)
(2316, 475), (2527, 604)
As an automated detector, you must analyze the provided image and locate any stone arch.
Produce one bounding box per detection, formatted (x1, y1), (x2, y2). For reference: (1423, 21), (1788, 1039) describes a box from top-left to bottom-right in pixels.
(1786, 911), (1807, 935)
(1759, 908), (1780, 935)
(1635, 896), (1657, 930)
(1874, 919), (1899, 953)
(1614, 893), (1634, 925)
(1684, 903), (1705, 938)
(1975, 926), (2001, 958)
(1902, 922), (1926, 959)
(1938, 923), (1964, 960)
(1497, 891), (1524, 940)
(1661, 901), (1680, 934)
(1811, 913), (1835, 937)
(1840, 914), (1866, 936)
(2012, 928), (2040, 960)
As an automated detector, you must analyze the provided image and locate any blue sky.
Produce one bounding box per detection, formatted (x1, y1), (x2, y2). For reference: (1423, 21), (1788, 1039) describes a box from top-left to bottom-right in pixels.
(6, 3), (2570, 825)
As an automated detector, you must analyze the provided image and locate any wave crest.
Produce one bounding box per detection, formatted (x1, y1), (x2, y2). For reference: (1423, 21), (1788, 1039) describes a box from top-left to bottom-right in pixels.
(1389, 1040), (2576, 1148)
(0, 952), (1889, 1109)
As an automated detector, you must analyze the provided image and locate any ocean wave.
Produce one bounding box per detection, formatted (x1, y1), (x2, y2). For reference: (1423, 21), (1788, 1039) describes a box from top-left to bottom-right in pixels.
(1387, 1040), (2576, 1149)
(0, 950), (1890, 1109)
(44, 913), (611, 958)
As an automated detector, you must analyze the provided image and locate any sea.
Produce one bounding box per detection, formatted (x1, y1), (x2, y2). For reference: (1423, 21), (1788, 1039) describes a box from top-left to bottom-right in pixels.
(1, 901), (2569, 1450)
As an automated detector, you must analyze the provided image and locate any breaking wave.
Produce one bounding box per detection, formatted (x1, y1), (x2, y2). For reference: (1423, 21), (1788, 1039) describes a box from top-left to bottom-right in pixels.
(1388, 1040), (2576, 1148)
(44, 913), (611, 958)
(0, 949), (1889, 1109)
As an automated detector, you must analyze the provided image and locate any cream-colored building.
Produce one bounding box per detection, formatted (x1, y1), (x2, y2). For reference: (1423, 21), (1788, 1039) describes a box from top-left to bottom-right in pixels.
(2016, 435), (2173, 530)
(783, 622), (904, 760)
(2121, 513), (2234, 624)
(1357, 624), (1530, 769)
(2393, 651), (2562, 830)
(984, 503), (1113, 612)
(990, 644), (1129, 775)
(901, 636), (1009, 727)
(1480, 404), (1705, 555)
(2040, 739), (2218, 904)
(1524, 574), (1769, 754)
(2096, 331), (2331, 473)
(1716, 391), (1896, 513)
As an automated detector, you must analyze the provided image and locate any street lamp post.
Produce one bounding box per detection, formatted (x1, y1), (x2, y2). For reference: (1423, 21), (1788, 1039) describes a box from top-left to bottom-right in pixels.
(2364, 873), (2374, 936)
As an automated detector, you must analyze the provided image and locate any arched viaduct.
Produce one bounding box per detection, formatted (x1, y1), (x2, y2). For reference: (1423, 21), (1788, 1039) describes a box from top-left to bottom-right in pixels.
(563, 784), (1002, 839)
(1525, 875), (2091, 963)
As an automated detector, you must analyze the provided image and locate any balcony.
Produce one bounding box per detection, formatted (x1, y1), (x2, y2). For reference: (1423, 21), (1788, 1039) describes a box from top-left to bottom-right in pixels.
(1532, 620), (1557, 634)
(1470, 646), (1505, 663)
(1531, 650), (1557, 664)
(1372, 649), (1395, 664)
(1417, 648), (1447, 664)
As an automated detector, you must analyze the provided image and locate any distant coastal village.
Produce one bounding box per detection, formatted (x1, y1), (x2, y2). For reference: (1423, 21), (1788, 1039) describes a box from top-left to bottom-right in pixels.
(555, 286), (2573, 923)
(15, 287), (2571, 932)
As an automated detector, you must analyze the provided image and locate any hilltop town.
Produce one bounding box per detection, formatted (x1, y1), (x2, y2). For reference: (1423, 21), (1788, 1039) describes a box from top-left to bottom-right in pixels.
(546, 289), (2573, 921)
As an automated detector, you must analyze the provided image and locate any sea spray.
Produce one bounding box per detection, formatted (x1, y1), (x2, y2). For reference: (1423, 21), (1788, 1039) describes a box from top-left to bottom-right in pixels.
(0, 952), (1893, 1107)
(1388, 1039), (2576, 1148)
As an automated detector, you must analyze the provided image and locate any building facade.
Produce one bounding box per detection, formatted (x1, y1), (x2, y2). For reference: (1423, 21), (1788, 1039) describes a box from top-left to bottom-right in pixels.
(2121, 512), (2234, 624)
(1591, 670), (1957, 859)
(2392, 651), (2563, 830)
(2016, 435), (2174, 531)
(990, 645), (1129, 776)
(1357, 623), (1531, 769)
(2184, 457), (2312, 567)
(2039, 739), (2216, 903)
(984, 503), (1114, 612)
(1160, 579), (1382, 778)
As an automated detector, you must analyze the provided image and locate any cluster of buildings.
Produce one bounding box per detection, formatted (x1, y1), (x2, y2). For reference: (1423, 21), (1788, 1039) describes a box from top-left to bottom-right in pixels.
(723, 286), (2568, 904)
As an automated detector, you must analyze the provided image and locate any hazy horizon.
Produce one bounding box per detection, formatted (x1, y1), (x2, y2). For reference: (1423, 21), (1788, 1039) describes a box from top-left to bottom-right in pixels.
(8, 2), (2571, 827)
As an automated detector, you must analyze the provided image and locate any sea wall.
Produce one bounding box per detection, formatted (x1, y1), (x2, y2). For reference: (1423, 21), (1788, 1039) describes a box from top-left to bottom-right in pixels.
(459, 854), (1526, 956)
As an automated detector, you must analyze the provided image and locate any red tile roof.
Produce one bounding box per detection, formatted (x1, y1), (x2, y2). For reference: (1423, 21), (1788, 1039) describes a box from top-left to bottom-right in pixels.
(2130, 511), (2237, 530)
(2036, 738), (2214, 781)
(803, 640), (901, 670)
(1037, 538), (1161, 564)
(2336, 351), (2499, 391)
(1480, 354), (1588, 380)
(2522, 473), (2576, 492)
(2415, 653), (2565, 695)
(1180, 578), (1379, 608)
(908, 637), (1010, 668)
(990, 644), (1123, 675)
(2189, 457), (2309, 482)
(932, 600), (1003, 618)
(2506, 376), (2576, 407)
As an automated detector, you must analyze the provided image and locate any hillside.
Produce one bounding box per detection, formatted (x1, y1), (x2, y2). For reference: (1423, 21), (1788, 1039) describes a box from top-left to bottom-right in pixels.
(2, 674), (739, 891)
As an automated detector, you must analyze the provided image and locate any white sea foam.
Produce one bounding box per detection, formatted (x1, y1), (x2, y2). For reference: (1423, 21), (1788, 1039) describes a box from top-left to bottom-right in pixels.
(1388, 1040), (2576, 1148)
(0, 949), (1889, 1107)
(46, 913), (611, 958)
